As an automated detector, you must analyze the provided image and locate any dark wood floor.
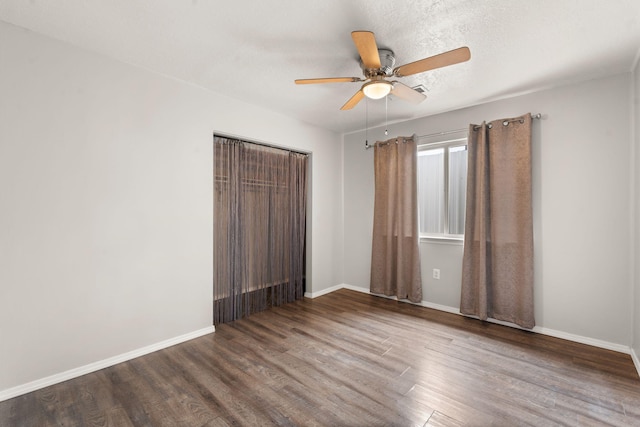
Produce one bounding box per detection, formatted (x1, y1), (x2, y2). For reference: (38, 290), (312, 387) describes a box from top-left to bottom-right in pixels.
(2, 289), (639, 426)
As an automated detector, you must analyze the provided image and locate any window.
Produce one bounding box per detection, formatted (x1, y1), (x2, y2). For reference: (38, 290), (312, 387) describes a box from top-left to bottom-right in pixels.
(417, 137), (468, 239)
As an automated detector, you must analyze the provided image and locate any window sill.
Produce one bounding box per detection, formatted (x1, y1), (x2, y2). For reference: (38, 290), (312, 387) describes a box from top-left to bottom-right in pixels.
(420, 236), (464, 245)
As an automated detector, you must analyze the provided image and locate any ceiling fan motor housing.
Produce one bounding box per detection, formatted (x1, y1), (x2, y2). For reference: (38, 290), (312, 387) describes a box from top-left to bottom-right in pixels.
(361, 49), (395, 77)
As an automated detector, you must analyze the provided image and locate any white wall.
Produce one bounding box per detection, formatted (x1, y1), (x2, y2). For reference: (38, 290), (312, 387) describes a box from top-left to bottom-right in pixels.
(633, 57), (640, 364)
(1, 18), (636, 398)
(0, 22), (343, 395)
(344, 73), (633, 348)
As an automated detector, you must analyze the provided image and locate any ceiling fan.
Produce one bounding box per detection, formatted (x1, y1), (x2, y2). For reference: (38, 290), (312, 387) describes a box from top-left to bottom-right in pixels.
(295, 31), (471, 110)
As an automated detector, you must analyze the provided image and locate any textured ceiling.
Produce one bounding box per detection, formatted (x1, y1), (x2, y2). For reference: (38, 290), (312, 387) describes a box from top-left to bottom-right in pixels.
(1, 0), (640, 134)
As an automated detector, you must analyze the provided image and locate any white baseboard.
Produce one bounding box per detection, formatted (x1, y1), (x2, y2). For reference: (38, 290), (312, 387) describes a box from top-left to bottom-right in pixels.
(631, 347), (640, 378)
(6, 288), (636, 402)
(531, 326), (630, 354)
(341, 284), (370, 294)
(304, 283), (347, 299)
(420, 300), (461, 315)
(341, 284), (462, 315)
(0, 326), (215, 403)
(335, 284), (633, 355)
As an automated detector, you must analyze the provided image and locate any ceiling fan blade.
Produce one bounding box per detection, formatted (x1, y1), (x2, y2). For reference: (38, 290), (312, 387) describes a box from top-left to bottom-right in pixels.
(295, 77), (362, 85)
(393, 46), (471, 77)
(351, 31), (381, 69)
(341, 90), (365, 110)
(390, 82), (426, 104)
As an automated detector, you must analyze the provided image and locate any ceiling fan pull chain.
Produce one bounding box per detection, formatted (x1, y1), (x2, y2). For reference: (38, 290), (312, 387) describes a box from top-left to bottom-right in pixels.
(365, 98), (369, 148)
(385, 95), (388, 136)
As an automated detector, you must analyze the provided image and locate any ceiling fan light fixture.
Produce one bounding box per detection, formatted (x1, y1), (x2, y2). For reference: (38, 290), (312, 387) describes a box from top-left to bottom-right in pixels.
(362, 80), (392, 99)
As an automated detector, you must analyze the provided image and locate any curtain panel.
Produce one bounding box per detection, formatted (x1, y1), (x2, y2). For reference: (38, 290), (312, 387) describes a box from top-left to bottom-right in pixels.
(213, 136), (308, 325)
(460, 113), (534, 328)
(370, 136), (423, 303)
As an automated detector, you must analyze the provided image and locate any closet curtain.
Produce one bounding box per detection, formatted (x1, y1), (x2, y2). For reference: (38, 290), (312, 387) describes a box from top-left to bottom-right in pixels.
(370, 136), (422, 303)
(460, 113), (534, 328)
(213, 136), (308, 325)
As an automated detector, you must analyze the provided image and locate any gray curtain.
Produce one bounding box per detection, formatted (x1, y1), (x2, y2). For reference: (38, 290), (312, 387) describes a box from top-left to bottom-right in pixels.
(460, 113), (534, 328)
(370, 136), (422, 303)
(213, 136), (308, 325)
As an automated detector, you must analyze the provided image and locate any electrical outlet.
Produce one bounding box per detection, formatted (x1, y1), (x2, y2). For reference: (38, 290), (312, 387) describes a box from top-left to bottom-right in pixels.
(433, 268), (440, 280)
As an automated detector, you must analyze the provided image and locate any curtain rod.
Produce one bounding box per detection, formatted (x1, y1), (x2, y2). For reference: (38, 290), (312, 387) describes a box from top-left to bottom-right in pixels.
(418, 113), (542, 139)
(364, 113), (542, 149)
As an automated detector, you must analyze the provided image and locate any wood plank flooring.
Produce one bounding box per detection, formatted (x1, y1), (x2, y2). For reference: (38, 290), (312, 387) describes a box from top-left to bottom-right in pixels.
(2, 289), (639, 426)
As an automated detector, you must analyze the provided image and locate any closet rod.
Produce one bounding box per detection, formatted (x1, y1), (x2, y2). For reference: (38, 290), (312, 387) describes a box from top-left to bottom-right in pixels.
(213, 133), (309, 156)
